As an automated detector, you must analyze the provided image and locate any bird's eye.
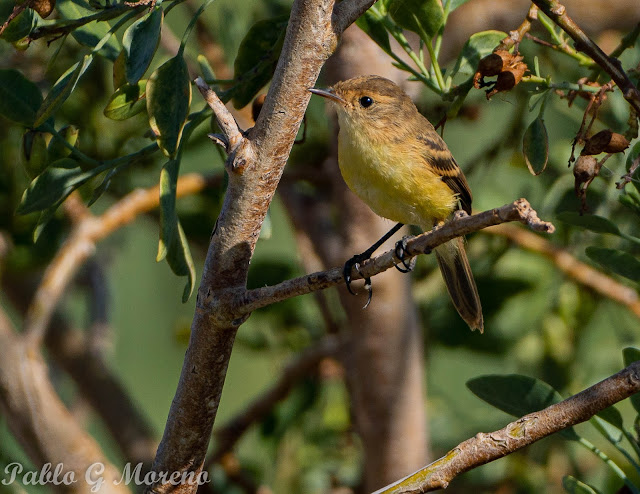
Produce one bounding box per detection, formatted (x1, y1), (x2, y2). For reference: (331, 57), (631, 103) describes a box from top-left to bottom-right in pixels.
(359, 96), (373, 108)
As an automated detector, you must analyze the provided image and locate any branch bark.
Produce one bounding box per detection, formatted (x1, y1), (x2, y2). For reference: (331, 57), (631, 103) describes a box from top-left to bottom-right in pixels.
(374, 360), (640, 493)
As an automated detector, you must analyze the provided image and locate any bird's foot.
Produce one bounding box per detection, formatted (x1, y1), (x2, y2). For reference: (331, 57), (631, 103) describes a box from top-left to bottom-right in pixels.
(394, 236), (418, 273)
(343, 254), (373, 309)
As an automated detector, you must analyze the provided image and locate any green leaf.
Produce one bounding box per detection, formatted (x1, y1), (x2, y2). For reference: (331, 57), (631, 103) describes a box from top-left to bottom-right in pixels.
(232, 16), (288, 109)
(590, 415), (622, 444)
(123, 7), (163, 84)
(623, 347), (640, 414)
(467, 374), (580, 440)
(0, 69), (43, 126)
(21, 130), (49, 177)
(0, 0), (35, 42)
(596, 406), (623, 430)
(450, 30), (506, 77)
(523, 116), (548, 175)
(556, 211), (621, 235)
(147, 55), (191, 158)
(34, 55), (93, 128)
(626, 141), (640, 196)
(356, 9), (391, 55)
(157, 159), (195, 302)
(586, 246), (640, 283)
(56, 0), (120, 60)
(17, 166), (101, 215)
(619, 191), (640, 216)
(447, 0), (472, 10)
(47, 125), (79, 161)
(103, 80), (147, 120)
(388, 0), (444, 39)
(562, 476), (603, 494)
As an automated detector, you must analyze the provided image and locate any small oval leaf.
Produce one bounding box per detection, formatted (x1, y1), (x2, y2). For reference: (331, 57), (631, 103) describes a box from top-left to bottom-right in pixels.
(0, 0), (35, 42)
(562, 476), (603, 494)
(586, 246), (640, 282)
(123, 7), (163, 84)
(388, 0), (444, 39)
(104, 80), (147, 120)
(147, 55), (191, 158)
(556, 211), (621, 235)
(523, 116), (549, 175)
(232, 16), (288, 109)
(0, 69), (43, 126)
(451, 30), (507, 77)
(34, 55), (93, 128)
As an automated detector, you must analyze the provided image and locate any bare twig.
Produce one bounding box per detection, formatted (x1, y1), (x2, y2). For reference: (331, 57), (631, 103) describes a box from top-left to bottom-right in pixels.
(531, 0), (640, 114)
(486, 223), (640, 318)
(374, 361), (640, 493)
(23, 173), (212, 348)
(617, 155), (640, 189)
(235, 199), (554, 315)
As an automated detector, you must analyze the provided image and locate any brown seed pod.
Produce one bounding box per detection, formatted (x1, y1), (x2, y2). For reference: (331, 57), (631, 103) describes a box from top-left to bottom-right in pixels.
(251, 93), (266, 123)
(485, 61), (527, 99)
(582, 129), (612, 155)
(473, 50), (513, 89)
(605, 132), (630, 153)
(573, 154), (599, 185)
(32, 0), (55, 17)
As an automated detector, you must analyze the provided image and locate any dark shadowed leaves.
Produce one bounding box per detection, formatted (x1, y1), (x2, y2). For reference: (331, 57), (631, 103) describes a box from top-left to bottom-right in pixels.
(0, 69), (42, 126)
(623, 347), (640, 414)
(34, 55), (93, 128)
(556, 211), (620, 235)
(388, 0), (444, 40)
(232, 15), (287, 109)
(586, 246), (640, 283)
(104, 80), (147, 120)
(123, 7), (163, 84)
(157, 159), (195, 302)
(467, 374), (579, 440)
(451, 30), (506, 77)
(147, 55), (191, 158)
(0, 0), (35, 42)
(523, 116), (548, 175)
(56, 0), (119, 60)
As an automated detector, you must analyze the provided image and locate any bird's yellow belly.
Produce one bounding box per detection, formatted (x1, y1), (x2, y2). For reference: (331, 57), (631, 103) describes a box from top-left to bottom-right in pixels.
(338, 133), (456, 227)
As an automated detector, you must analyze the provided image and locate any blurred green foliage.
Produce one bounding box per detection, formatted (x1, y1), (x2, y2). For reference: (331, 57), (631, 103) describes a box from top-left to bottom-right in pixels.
(0, 0), (639, 493)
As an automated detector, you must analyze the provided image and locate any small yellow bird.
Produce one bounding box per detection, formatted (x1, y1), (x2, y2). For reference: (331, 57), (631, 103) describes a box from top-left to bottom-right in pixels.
(310, 75), (483, 332)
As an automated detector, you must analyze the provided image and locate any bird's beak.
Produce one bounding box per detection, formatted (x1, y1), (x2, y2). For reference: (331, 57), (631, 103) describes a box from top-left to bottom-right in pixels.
(309, 87), (346, 105)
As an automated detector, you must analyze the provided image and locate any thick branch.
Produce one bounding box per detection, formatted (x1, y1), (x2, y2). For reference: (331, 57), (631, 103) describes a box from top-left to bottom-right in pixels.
(531, 0), (640, 113)
(375, 361), (640, 493)
(486, 223), (640, 318)
(236, 199), (554, 314)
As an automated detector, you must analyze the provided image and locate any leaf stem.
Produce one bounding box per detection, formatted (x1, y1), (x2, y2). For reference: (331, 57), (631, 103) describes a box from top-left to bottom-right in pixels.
(578, 436), (640, 494)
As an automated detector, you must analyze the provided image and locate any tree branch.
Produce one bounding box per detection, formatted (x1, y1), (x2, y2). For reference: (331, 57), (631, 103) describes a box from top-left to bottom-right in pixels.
(486, 223), (640, 318)
(530, 0), (640, 113)
(234, 199), (554, 315)
(374, 361), (640, 493)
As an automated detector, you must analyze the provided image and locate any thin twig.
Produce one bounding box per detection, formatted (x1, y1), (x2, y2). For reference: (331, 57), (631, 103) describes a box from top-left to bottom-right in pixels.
(486, 223), (640, 318)
(531, 0), (640, 114)
(234, 199), (554, 315)
(23, 173), (213, 348)
(374, 360), (640, 493)
(194, 77), (243, 154)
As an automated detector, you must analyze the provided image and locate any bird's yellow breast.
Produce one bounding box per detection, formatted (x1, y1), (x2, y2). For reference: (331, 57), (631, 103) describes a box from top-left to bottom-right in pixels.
(337, 121), (457, 227)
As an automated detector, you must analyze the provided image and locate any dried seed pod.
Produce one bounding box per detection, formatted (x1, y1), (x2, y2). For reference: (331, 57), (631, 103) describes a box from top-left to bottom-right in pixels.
(251, 93), (266, 123)
(573, 154), (599, 185)
(605, 132), (630, 153)
(485, 61), (527, 99)
(473, 50), (512, 88)
(582, 129), (612, 155)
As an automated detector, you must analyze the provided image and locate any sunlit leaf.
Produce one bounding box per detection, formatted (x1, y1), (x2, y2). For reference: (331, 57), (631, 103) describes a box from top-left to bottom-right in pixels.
(34, 55), (93, 128)
(232, 16), (287, 109)
(356, 9), (391, 54)
(523, 116), (548, 175)
(123, 7), (163, 84)
(56, 0), (119, 60)
(562, 476), (603, 494)
(147, 55), (191, 158)
(0, 69), (42, 126)
(467, 374), (579, 440)
(104, 80), (147, 120)
(17, 165), (100, 214)
(586, 246), (640, 283)
(388, 0), (444, 39)
(450, 30), (506, 77)
(556, 211), (621, 235)
(157, 159), (195, 302)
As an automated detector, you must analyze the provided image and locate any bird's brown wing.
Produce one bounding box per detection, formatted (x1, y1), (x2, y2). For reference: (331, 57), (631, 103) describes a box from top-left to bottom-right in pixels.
(417, 133), (472, 215)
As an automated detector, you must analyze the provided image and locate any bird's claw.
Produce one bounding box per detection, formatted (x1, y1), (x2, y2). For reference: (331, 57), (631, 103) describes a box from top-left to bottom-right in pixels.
(394, 236), (417, 273)
(343, 255), (373, 308)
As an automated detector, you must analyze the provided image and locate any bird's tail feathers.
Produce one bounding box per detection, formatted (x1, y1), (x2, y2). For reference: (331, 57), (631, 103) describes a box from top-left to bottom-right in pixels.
(434, 237), (484, 332)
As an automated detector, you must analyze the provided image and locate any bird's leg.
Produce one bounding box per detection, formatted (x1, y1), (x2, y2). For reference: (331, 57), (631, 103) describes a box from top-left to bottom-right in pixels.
(394, 236), (419, 273)
(343, 222), (404, 307)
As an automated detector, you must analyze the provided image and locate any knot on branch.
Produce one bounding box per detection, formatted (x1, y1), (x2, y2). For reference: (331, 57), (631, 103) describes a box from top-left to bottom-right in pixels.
(513, 198), (555, 233)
